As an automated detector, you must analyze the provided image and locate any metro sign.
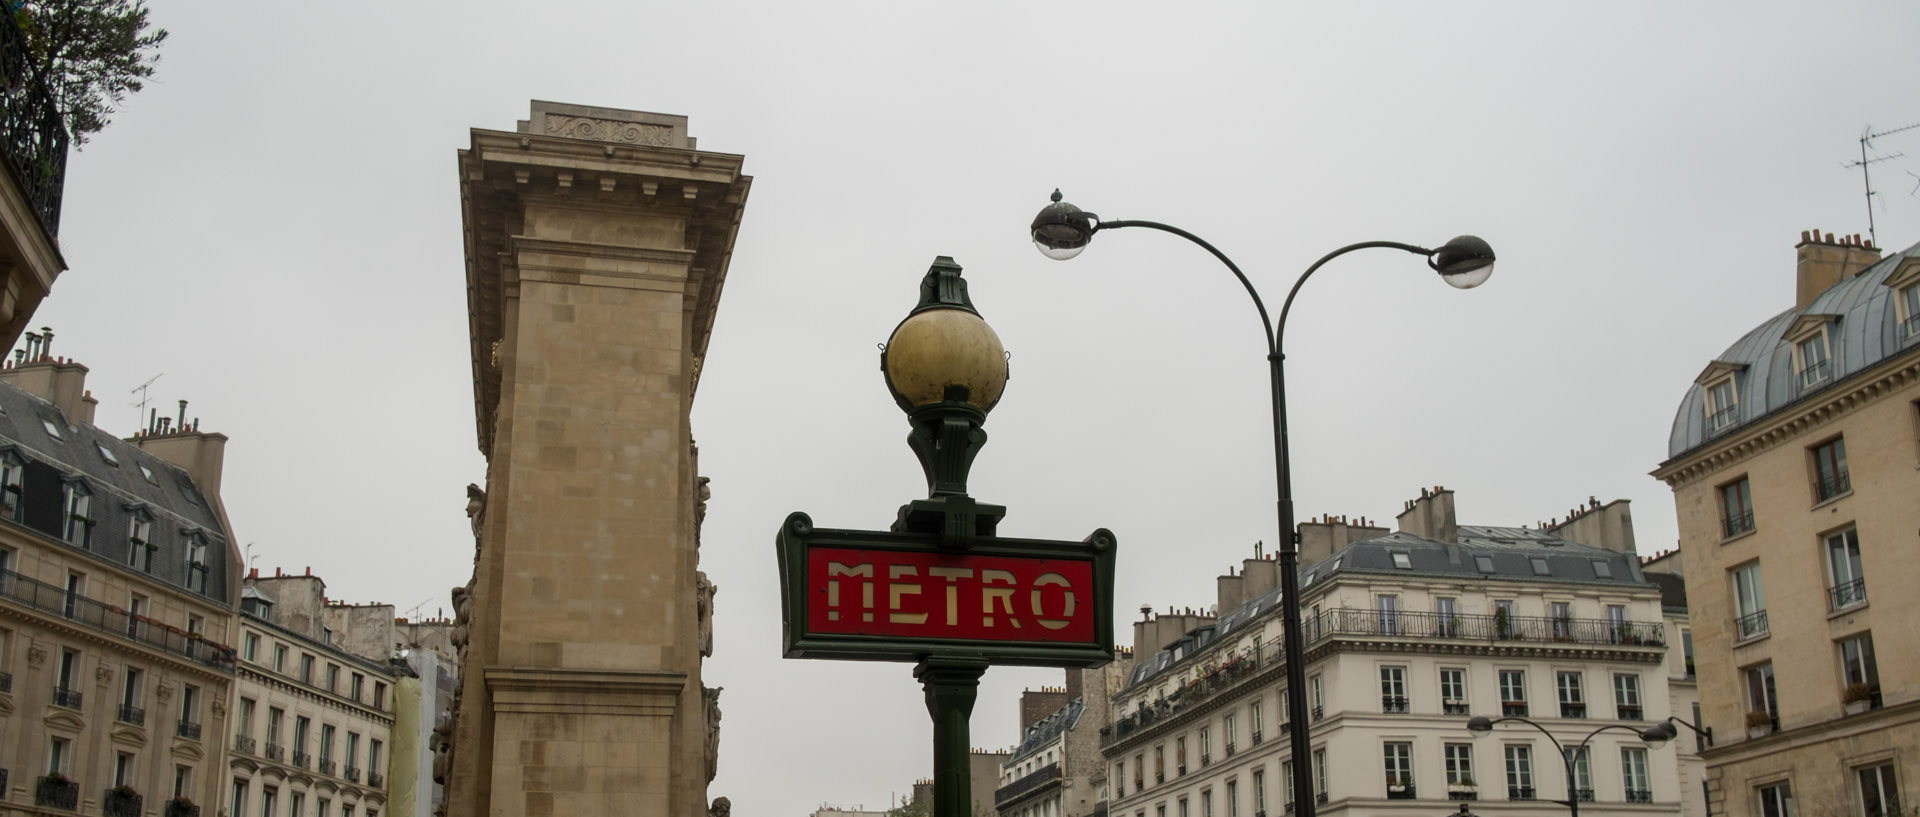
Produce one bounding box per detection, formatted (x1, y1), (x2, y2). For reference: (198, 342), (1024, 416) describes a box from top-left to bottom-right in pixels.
(776, 512), (1117, 667)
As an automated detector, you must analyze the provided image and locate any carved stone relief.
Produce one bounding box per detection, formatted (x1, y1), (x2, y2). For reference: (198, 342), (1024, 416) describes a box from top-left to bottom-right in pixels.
(543, 116), (674, 146)
(702, 685), (722, 783)
(696, 571), (716, 659)
(708, 796), (730, 817)
(27, 642), (46, 669)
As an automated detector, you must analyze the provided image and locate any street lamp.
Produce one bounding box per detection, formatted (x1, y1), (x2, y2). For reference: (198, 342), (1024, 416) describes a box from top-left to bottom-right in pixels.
(1642, 716), (1713, 749)
(1466, 715), (1671, 816)
(1032, 190), (1495, 817)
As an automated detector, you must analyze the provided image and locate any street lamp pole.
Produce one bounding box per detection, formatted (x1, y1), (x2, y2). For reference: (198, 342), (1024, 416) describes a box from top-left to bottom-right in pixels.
(1032, 191), (1495, 817)
(1467, 715), (1675, 817)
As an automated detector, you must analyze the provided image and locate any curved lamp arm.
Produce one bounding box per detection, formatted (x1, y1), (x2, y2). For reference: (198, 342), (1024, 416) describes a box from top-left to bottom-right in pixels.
(1094, 219), (1277, 353)
(1277, 241), (1432, 357)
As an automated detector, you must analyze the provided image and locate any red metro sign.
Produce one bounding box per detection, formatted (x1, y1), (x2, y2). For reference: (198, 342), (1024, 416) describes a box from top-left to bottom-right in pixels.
(777, 513), (1116, 667)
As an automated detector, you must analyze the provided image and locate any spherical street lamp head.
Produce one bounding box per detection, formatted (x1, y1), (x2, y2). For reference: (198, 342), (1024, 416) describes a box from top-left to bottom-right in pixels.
(1466, 716), (1494, 734)
(882, 257), (1008, 416)
(1031, 189), (1097, 261)
(1639, 722), (1677, 749)
(1429, 235), (1496, 289)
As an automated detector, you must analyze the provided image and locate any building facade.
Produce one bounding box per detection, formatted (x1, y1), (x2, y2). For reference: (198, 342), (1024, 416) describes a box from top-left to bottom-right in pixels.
(0, 352), (241, 817)
(1653, 231), (1920, 817)
(1102, 489), (1687, 817)
(228, 574), (395, 817)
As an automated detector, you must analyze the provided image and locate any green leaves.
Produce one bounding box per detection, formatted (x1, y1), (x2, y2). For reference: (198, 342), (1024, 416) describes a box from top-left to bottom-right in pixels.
(15, 0), (167, 144)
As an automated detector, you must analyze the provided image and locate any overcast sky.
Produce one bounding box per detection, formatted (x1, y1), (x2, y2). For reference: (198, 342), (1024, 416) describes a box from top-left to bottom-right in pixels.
(26, 2), (1920, 814)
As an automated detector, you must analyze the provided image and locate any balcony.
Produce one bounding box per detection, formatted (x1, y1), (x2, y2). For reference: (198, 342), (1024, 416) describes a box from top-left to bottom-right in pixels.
(1101, 642), (1281, 747)
(1225, 742), (1236, 758)
(1252, 730), (1263, 745)
(52, 686), (81, 708)
(1502, 702), (1528, 717)
(1723, 510), (1754, 538)
(1829, 579), (1866, 611)
(165, 801), (201, 817)
(1618, 704), (1643, 721)
(293, 751), (311, 768)
(103, 789), (142, 817)
(0, 570), (237, 669)
(233, 736), (255, 756)
(1313, 608), (1665, 648)
(1575, 788), (1595, 802)
(1381, 696), (1408, 714)
(1443, 701), (1470, 716)
(1559, 702), (1586, 718)
(1200, 754), (1211, 767)
(368, 771), (385, 788)
(176, 720), (201, 740)
(1626, 789), (1653, 804)
(1311, 706), (1323, 722)
(1386, 785), (1416, 801)
(1735, 610), (1769, 641)
(1814, 471), (1851, 502)
(320, 760), (336, 776)
(1508, 786), (1535, 801)
(0, 14), (69, 237)
(1280, 721), (1292, 736)
(36, 776), (77, 810)
(345, 766), (360, 783)
(1447, 786), (1477, 801)
(1316, 793), (1328, 806)
(117, 704), (144, 726)
(265, 743), (284, 762)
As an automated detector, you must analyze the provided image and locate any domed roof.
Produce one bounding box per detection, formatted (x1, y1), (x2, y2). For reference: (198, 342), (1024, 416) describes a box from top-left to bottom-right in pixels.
(1667, 242), (1920, 458)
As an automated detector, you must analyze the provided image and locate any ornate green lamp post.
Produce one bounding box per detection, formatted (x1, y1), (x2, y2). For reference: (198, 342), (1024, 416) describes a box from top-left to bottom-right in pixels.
(777, 256), (1118, 817)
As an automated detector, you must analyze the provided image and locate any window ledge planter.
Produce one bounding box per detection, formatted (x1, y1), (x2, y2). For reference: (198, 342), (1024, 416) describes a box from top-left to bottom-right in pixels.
(1844, 700), (1871, 716)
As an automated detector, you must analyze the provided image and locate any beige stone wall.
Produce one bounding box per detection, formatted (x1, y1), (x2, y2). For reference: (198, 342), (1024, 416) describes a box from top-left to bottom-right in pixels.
(1658, 345), (1920, 817)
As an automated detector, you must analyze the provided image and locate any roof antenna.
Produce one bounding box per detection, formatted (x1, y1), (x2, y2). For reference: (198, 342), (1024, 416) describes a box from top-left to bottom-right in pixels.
(1843, 121), (1920, 247)
(128, 373), (163, 428)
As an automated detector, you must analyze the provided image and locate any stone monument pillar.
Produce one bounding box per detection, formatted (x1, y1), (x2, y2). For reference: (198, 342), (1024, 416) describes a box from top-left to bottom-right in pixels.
(446, 101), (750, 817)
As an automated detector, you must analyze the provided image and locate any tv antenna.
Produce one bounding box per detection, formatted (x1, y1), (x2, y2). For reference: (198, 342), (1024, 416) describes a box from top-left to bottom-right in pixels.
(1844, 121), (1920, 247)
(129, 372), (163, 425)
(401, 596), (436, 621)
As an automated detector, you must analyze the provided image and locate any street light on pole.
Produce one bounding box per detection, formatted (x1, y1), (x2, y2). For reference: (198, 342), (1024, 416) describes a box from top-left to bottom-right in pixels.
(1466, 715), (1673, 816)
(1031, 190), (1496, 817)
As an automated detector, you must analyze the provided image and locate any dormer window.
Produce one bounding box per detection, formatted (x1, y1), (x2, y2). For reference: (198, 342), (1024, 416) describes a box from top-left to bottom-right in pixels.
(1796, 332), (1832, 387)
(1886, 257), (1920, 342)
(184, 534), (209, 593)
(1705, 377), (1739, 432)
(0, 452), (22, 522)
(127, 510), (154, 571)
(40, 418), (62, 440)
(1390, 551), (1413, 569)
(62, 482), (93, 548)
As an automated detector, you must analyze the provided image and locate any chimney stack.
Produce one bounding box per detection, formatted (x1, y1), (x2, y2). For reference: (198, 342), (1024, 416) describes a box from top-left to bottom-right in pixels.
(1796, 228), (1882, 311)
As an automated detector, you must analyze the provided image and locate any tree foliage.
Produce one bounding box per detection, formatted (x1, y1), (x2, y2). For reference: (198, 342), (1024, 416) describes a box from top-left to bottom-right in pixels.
(12, 0), (166, 144)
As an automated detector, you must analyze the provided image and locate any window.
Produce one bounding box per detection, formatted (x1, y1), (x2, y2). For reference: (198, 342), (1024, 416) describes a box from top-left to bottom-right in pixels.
(1826, 528), (1866, 610)
(1199, 726), (1211, 764)
(1440, 668), (1468, 714)
(1621, 747), (1651, 802)
(181, 684), (199, 727)
(1504, 745), (1534, 799)
(1253, 770), (1265, 813)
(1722, 477), (1755, 537)
(318, 800), (330, 817)
(1380, 666), (1408, 713)
(374, 681), (387, 709)
(1757, 782), (1795, 817)
(1499, 670), (1527, 716)
(1733, 562), (1768, 640)
(1693, 702), (1705, 751)
(1565, 747), (1591, 800)
(1797, 331), (1832, 387)
(351, 673), (364, 701)
(295, 716), (311, 758)
(64, 571), (83, 617)
(1309, 675), (1323, 721)
(121, 666), (144, 714)
(1529, 557), (1551, 576)
(186, 536), (209, 593)
(1474, 554), (1495, 573)
(1899, 281), (1920, 340)
(95, 442), (119, 466)
(139, 464), (155, 483)
(1114, 761), (1123, 797)
(1557, 671), (1585, 717)
(1384, 742), (1413, 794)
(1224, 713), (1236, 754)
(127, 512), (153, 569)
(244, 633), (260, 662)
(1857, 763), (1899, 817)
(1591, 560), (1613, 578)
(261, 787), (277, 817)
(327, 664), (340, 691)
(1177, 799), (1187, 817)
(273, 644), (287, 673)
(346, 732), (360, 772)
(1813, 437), (1850, 501)
(1377, 594), (1399, 635)
(1226, 779), (1238, 817)
(1551, 602), (1572, 638)
(1444, 744), (1474, 785)
(62, 482), (92, 547)
(1436, 597), (1458, 633)
(231, 778), (248, 817)
(1175, 737), (1186, 775)
(1390, 551), (1412, 569)
(1746, 663), (1777, 726)
(1250, 700), (1263, 742)
(1839, 633), (1880, 705)
(267, 707), (283, 749)
(1155, 745), (1164, 784)
(1284, 764), (1295, 809)
(238, 698), (255, 739)
(1683, 629), (1696, 678)
(0, 452), (23, 521)
(1201, 789), (1212, 817)
(41, 417), (62, 439)
(1613, 674), (1643, 719)
(1607, 604), (1627, 631)
(1313, 749), (1326, 798)
(48, 736), (70, 774)
(174, 765), (192, 799)
(291, 794), (305, 817)
(301, 654), (315, 684)
(1707, 376), (1740, 431)
(57, 647), (80, 693)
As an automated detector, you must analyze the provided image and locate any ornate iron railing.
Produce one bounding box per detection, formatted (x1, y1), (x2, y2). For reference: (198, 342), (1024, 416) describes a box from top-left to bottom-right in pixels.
(52, 686), (81, 708)
(165, 801), (200, 817)
(1381, 696), (1408, 714)
(232, 736), (255, 755)
(293, 751), (310, 768)
(1386, 785), (1416, 800)
(117, 704), (143, 725)
(1626, 789), (1653, 804)
(1814, 471), (1851, 502)
(0, 13), (67, 237)
(103, 790), (141, 817)
(1508, 786), (1535, 801)
(995, 764), (1061, 807)
(1560, 702), (1586, 718)
(35, 777), (77, 810)
(345, 766), (360, 783)
(368, 771), (384, 789)
(176, 720), (200, 740)
(0, 570), (236, 669)
(1723, 510), (1754, 538)
(1735, 610), (1769, 641)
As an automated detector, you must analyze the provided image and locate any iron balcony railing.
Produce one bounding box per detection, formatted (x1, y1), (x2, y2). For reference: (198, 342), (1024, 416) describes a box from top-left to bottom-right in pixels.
(345, 766), (360, 783)
(36, 776), (77, 810)
(264, 744), (283, 762)
(1386, 785), (1416, 800)
(233, 736), (255, 755)
(118, 704), (144, 725)
(1503, 702), (1528, 717)
(319, 760), (336, 776)
(1448, 786), (1477, 801)
(1508, 786), (1535, 801)
(103, 790), (142, 817)
(1575, 788), (1595, 802)
(1560, 701), (1586, 718)
(293, 751), (310, 768)
(1618, 704), (1643, 720)
(1829, 579), (1866, 611)
(0, 12), (68, 236)
(1723, 510), (1755, 538)
(1735, 610), (1769, 641)
(1381, 696), (1409, 714)
(1251, 730), (1263, 745)
(0, 570), (236, 669)
(368, 771), (384, 789)
(52, 686), (81, 708)
(1814, 471), (1851, 502)
(1626, 789), (1653, 804)
(165, 801), (201, 817)
(176, 720), (201, 740)
(995, 766), (1058, 806)
(1443, 701), (1470, 716)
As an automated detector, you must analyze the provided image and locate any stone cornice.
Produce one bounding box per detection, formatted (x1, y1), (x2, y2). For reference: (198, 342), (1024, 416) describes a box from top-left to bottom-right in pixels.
(236, 665), (393, 725)
(483, 666), (686, 717)
(1654, 351), (1920, 486)
(0, 600), (235, 683)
